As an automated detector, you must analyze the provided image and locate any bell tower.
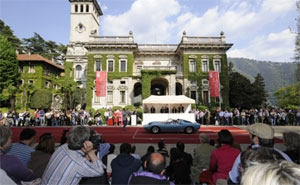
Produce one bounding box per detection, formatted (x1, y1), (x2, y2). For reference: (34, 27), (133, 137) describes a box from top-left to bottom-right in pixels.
(68, 0), (103, 43)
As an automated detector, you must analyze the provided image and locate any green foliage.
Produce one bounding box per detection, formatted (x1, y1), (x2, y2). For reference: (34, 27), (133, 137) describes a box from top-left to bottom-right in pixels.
(141, 70), (176, 99)
(112, 106), (123, 112)
(22, 32), (66, 63)
(252, 73), (267, 108)
(30, 89), (52, 109)
(124, 105), (136, 111)
(229, 72), (253, 109)
(197, 105), (208, 111)
(73, 88), (85, 108)
(229, 58), (297, 105)
(86, 54), (134, 109)
(274, 83), (300, 109)
(0, 20), (22, 50)
(0, 35), (20, 107)
(182, 54), (229, 107)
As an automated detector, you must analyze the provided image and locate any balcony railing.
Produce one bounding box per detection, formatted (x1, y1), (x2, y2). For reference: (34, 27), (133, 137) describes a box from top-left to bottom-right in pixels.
(182, 36), (224, 44)
(90, 36), (134, 43)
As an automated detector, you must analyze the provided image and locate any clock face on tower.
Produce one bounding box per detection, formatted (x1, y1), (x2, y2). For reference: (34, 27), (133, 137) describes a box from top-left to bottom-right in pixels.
(75, 23), (86, 33)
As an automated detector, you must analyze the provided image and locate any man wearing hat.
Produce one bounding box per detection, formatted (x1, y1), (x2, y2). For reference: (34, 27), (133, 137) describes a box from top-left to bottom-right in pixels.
(227, 123), (292, 184)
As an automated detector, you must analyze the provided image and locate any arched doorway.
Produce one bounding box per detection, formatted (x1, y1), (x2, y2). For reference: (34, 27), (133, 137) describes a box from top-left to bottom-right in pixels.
(133, 82), (142, 97)
(151, 78), (169, 96)
(176, 82), (183, 95)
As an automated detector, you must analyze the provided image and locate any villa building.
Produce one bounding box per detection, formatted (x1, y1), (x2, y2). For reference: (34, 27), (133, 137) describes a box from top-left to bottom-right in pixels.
(66, 0), (233, 109)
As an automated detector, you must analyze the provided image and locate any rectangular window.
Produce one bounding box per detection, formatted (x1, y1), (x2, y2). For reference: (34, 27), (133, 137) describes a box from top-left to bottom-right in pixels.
(80, 4), (84, 12)
(107, 91), (113, 103)
(120, 60), (127, 72)
(189, 60), (196, 72)
(75, 4), (78, 12)
(45, 81), (51, 88)
(120, 81), (126, 84)
(214, 60), (221, 72)
(202, 60), (208, 72)
(107, 60), (114, 72)
(108, 81), (113, 84)
(19, 66), (23, 73)
(203, 91), (209, 105)
(86, 4), (89, 12)
(191, 91), (196, 100)
(120, 91), (125, 103)
(94, 91), (100, 103)
(29, 65), (35, 73)
(95, 60), (102, 71)
(137, 66), (142, 72)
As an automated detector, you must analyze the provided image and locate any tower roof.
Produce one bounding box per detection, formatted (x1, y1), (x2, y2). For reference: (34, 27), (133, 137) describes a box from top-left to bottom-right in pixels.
(69, 0), (103, 16)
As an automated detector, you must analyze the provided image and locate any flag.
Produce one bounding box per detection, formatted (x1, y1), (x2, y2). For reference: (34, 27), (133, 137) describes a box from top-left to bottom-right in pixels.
(96, 71), (107, 97)
(209, 71), (220, 97)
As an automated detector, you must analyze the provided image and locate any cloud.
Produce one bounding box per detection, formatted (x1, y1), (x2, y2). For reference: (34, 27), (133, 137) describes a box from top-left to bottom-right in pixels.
(101, 0), (180, 43)
(228, 29), (295, 62)
(100, 0), (295, 61)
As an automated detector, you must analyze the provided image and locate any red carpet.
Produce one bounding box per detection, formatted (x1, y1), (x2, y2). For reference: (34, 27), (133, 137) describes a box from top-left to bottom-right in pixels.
(9, 126), (282, 144)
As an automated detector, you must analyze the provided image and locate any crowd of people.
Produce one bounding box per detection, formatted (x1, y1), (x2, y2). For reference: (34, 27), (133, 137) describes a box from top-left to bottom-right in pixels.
(1, 107), (300, 127)
(0, 123), (299, 185)
(191, 108), (300, 126)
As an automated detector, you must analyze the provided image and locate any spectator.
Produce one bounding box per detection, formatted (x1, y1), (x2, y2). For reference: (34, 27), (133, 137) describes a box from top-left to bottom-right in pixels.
(0, 126), (36, 184)
(111, 143), (142, 185)
(41, 126), (105, 185)
(157, 140), (169, 158)
(282, 132), (300, 164)
(102, 144), (117, 178)
(27, 133), (56, 178)
(7, 128), (36, 166)
(165, 147), (191, 184)
(176, 141), (193, 168)
(241, 161), (300, 185)
(141, 146), (155, 166)
(131, 144), (141, 160)
(129, 152), (174, 185)
(228, 123), (292, 184)
(209, 129), (240, 184)
(191, 134), (215, 183)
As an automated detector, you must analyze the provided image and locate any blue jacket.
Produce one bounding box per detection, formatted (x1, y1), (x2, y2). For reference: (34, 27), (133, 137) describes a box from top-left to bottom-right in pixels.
(111, 153), (142, 184)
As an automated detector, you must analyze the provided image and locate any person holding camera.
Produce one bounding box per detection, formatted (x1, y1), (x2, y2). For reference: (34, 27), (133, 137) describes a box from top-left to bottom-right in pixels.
(41, 126), (105, 185)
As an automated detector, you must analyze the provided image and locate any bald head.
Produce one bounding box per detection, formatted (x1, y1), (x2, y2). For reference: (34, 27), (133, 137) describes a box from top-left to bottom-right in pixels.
(146, 152), (166, 174)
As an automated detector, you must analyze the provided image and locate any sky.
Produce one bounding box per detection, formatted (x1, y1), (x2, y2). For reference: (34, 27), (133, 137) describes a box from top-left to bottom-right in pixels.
(0, 0), (298, 62)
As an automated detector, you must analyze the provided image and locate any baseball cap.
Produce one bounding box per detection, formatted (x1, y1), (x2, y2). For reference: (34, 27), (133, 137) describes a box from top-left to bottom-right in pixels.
(247, 123), (274, 139)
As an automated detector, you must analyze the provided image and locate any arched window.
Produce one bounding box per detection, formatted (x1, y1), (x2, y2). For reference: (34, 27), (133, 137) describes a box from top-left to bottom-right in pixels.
(75, 4), (78, 12)
(86, 4), (89, 12)
(80, 4), (84, 12)
(75, 65), (82, 79)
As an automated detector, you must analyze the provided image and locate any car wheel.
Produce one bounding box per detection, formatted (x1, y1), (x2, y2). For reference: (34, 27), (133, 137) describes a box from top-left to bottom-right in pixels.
(185, 126), (194, 134)
(151, 126), (160, 134)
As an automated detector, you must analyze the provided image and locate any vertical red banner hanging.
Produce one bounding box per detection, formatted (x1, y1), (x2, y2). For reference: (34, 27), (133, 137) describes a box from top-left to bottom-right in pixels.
(96, 71), (107, 97)
(209, 71), (220, 97)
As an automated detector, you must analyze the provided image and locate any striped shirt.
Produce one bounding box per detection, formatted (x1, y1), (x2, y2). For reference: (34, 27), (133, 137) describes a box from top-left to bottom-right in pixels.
(7, 142), (35, 166)
(41, 144), (105, 185)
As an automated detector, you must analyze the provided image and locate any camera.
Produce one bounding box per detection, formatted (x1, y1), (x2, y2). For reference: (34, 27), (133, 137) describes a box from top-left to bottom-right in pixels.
(89, 133), (103, 149)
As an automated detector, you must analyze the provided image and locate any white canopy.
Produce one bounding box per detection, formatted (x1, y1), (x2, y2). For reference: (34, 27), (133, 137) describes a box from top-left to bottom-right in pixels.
(143, 95), (195, 104)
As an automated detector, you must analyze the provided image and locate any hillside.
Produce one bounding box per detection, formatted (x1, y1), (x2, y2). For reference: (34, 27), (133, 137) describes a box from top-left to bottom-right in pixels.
(228, 58), (297, 105)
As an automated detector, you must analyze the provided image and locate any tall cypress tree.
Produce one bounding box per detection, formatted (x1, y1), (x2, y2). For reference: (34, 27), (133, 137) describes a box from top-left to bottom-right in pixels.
(0, 35), (20, 107)
(252, 73), (267, 108)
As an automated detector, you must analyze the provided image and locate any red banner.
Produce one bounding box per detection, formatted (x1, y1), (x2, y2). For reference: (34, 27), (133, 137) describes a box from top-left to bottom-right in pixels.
(96, 71), (107, 97)
(209, 71), (220, 97)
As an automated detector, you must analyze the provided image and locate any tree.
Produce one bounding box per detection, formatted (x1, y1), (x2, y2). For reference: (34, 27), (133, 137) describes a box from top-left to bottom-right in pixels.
(30, 89), (52, 109)
(0, 35), (20, 108)
(0, 19), (22, 50)
(22, 32), (67, 64)
(274, 83), (300, 109)
(252, 73), (267, 108)
(229, 72), (253, 109)
(295, 1), (300, 63)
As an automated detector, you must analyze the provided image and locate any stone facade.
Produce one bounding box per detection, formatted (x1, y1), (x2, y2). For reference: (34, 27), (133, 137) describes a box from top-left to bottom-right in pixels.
(66, 0), (233, 109)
